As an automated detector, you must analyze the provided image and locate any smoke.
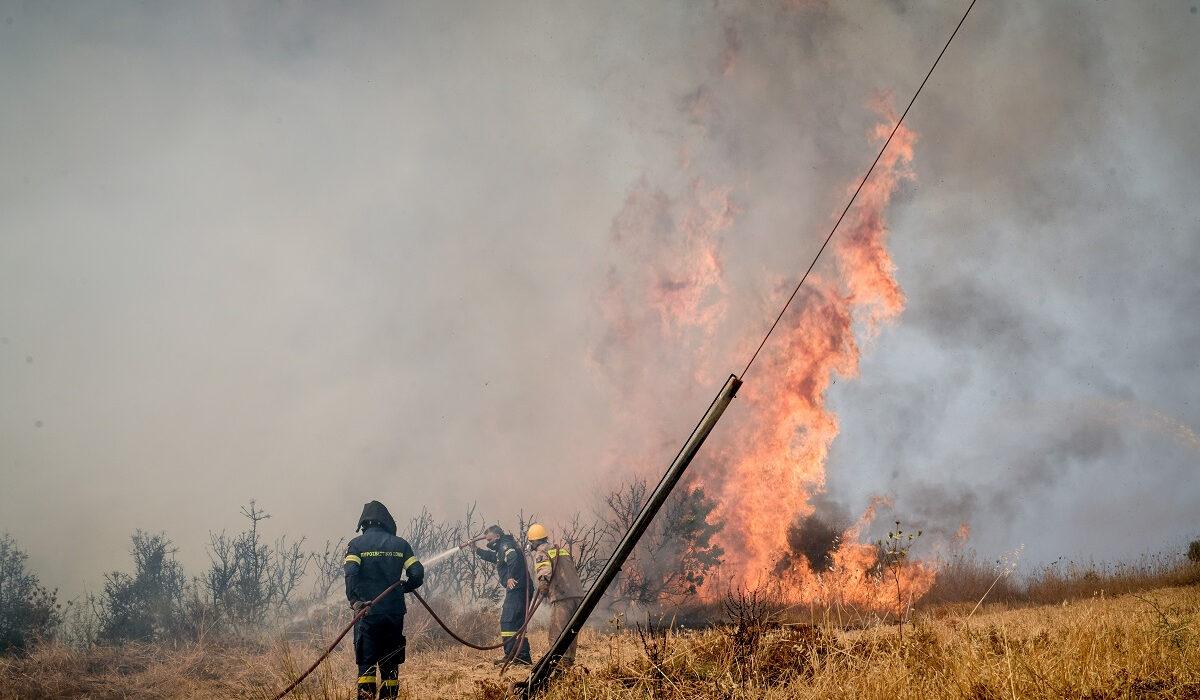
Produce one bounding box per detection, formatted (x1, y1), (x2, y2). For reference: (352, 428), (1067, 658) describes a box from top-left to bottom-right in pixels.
(2, 1), (1198, 601)
(587, 0), (1200, 584)
(782, 494), (853, 574)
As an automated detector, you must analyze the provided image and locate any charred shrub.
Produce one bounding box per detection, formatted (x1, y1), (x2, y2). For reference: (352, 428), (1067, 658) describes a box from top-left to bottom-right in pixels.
(635, 614), (670, 670)
(724, 587), (770, 682)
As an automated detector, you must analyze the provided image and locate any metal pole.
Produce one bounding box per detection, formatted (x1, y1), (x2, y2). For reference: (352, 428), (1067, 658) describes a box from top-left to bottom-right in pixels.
(517, 373), (742, 698)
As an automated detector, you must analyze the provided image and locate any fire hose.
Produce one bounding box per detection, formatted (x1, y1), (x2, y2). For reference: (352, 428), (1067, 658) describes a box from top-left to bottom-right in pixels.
(412, 586), (544, 654)
(498, 548), (558, 676)
(268, 577), (405, 700)
(269, 543), (550, 699)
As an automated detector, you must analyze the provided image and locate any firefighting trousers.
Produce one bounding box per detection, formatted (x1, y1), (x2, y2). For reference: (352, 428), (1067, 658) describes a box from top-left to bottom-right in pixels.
(354, 612), (405, 698)
(500, 587), (532, 663)
(548, 597), (583, 665)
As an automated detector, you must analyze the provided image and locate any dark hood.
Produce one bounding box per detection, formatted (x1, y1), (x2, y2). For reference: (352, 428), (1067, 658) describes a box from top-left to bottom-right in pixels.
(357, 500), (397, 536)
(488, 533), (519, 551)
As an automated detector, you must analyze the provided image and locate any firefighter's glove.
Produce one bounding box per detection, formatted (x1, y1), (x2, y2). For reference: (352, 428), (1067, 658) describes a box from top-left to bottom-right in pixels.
(402, 578), (420, 593)
(351, 600), (371, 613)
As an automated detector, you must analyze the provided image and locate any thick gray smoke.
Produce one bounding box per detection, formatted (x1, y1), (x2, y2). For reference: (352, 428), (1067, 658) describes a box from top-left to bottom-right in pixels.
(2, 1), (1198, 600)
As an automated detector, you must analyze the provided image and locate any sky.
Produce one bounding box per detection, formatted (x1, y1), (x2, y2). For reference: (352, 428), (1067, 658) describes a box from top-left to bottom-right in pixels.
(2, 1), (1198, 599)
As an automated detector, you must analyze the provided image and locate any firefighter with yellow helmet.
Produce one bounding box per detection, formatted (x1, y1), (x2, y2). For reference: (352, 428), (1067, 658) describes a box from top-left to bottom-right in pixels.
(527, 523), (585, 667)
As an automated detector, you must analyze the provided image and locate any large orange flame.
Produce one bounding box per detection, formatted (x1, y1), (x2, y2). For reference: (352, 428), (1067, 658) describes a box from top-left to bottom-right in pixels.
(702, 109), (917, 592)
(594, 101), (935, 610)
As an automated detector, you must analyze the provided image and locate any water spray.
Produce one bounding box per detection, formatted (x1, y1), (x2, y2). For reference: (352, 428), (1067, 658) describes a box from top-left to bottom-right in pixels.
(422, 544), (472, 569)
(287, 543), (478, 627)
(270, 536), (530, 699)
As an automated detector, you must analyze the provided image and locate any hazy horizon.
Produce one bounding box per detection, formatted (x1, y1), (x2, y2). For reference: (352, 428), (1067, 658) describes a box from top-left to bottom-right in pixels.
(3, 1), (1198, 601)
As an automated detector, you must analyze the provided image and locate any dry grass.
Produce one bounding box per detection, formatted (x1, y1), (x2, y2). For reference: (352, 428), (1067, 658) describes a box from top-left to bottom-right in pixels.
(3, 579), (1198, 699)
(541, 585), (1200, 699)
(1022, 554), (1200, 605)
(0, 639), (257, 699)
(924, 549), (1200, 609)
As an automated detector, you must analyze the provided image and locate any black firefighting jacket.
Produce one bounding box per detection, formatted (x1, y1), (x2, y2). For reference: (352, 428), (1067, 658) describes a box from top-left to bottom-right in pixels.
(476, 534), (531, 591)
(345, 525), (424, 616)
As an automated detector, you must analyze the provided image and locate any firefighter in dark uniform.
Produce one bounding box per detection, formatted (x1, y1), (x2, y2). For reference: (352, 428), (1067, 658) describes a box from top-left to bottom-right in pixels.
(345, 501), (423, 699)
(473, 524), (533, 665)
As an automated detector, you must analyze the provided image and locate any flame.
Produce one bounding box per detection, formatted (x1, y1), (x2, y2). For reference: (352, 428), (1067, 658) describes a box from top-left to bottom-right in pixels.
(701, 109), (919, 599)
(606, 177), (734, 340)
(591, 177), (736, 396)
(592, 85), (937, 608)
(708, 279), (856, 586)
(719, 499), (937, 611)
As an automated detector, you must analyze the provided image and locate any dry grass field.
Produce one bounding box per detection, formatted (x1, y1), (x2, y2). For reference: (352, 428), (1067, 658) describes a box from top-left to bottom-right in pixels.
(3, 566), (1198, 699)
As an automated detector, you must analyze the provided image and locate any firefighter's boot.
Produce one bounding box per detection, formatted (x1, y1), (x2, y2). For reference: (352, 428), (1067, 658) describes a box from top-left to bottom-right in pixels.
(379, 668), (400, 699)
(357, 672), (377, 699)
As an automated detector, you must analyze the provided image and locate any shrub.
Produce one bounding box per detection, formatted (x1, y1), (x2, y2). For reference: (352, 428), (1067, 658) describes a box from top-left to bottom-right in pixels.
(598, 480), (725, 608)
(0, 533), (62, 654)
(97, 531), (187, 644)
(203, 500), (311, 629)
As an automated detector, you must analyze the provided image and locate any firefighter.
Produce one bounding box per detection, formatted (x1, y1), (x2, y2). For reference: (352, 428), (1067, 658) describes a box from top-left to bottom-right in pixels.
(473, 524), (533, 665)
(345, 501), (424, 699)
(527, 523), (585, 668)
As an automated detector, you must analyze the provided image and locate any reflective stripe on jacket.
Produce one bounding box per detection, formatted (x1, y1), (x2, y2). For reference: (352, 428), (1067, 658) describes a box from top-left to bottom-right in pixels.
(476, 534), (531, 590)
(345, 526), (423, 615)
(532, 542), (584, 603)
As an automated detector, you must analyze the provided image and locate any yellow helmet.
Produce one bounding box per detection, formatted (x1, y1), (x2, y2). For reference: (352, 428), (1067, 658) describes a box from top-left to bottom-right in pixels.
(527, 523), (549, 542)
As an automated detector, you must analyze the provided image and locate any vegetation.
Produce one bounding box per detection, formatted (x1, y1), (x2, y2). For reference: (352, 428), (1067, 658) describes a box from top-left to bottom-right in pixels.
(875, 521), (922, 640)
(0, 479), (724, 653)
(2, 497), (1196, 698)
(202, 501), (311, 630)
(95, 531), (188, 644)
(0, 563), (1196, 699)
(598, 481), (724, 606)
(0, 534), (62, 654)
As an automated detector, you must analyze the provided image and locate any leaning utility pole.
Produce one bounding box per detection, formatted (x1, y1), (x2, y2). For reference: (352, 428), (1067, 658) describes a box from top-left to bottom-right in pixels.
(514, 373), (742, 698)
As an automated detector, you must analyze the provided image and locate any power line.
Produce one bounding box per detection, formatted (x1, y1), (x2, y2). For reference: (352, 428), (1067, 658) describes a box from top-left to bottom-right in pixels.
(741, 0), (978, 380)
